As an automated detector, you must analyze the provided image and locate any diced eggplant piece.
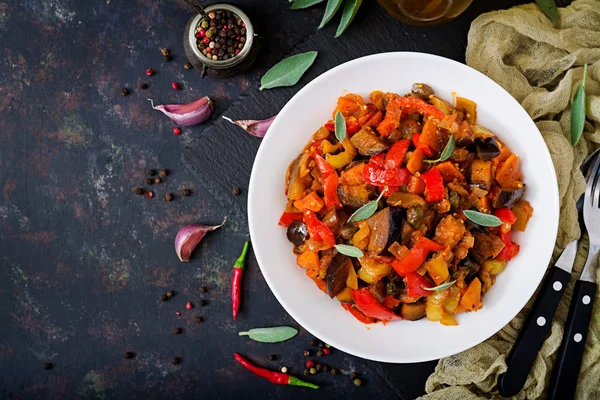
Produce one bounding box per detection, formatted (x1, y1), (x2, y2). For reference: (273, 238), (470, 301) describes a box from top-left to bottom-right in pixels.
(337, 184), (374, 208)
(369, 280), (386, 303)
(471, 231), (505, 261)
(455, 120), (475, 147)
(493, 186), (526, 208)
(350, 126), (389, 156)
(340, 224), (359, 241)
(411, 83), (435, 100)
(470, 159), (493, 190)
(433, 215), (466, 250)
(475, 137), (501, 160)
(386, 192), (426, 208)
(326, 254), (352, 298)
(389, 119), (421, 143)
(287, 220), (308, 246)
(365, 207), (405, 255)
(400, 302), (426, 321)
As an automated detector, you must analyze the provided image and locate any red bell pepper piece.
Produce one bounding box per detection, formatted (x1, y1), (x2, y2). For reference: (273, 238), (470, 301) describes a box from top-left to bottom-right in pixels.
(494, 208), (517, 225)
(362, 164), (410, 187)
(278, 212), (304, 227)
(403, 272), (434, 298)
(324, 120), (361, 135)
(351, 289), (402, 321)
(314, 155), (340, 209)
(388, 97), (447, 122)
(391, 236), (442, 276)
(381, 295), (403, 310)
(376, 107), (402, 137)
(342, 303), (375, 324)
(496, 229), (520, 260)
(411, 134), (434, 157)
(420, 168), (445, 202)
(364, 111), (383, 128)
(384, 139), (410, 170)
(369, 152), (386, 168)
(303, 210), (336, 247)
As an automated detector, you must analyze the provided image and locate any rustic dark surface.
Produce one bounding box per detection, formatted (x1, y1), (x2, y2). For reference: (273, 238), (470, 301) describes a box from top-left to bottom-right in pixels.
(0, 1), (522, 399)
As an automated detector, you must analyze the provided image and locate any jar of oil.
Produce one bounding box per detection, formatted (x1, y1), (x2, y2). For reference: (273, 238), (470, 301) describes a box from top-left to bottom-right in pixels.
(377, 0), (474, 26)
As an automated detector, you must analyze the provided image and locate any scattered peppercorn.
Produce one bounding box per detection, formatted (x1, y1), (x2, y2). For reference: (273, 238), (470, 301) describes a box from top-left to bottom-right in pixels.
(268, 354), (277, 361)
(184, 62), (193, 70)
(309, 367), (316, 375)
(139, 83), (148, 90)
(161, 48), (170, 56)
(318, 342), (325, 348)
(303, 350), (310, 357)
(305, 360), (314, 369)
(145, 191), (154, 198)
(134, 187), (144, 195)
(182, 189), (192, 197)
(323, 365), (329, 372)
(354, 378), (362, 387)
(43, 363), (53, 370)
(325, 343), (331, 348)
(281, 367), (288, 373)
(164, 193), (174, 201)
(232, 187), (241, 196)
(146, 68), (154, 76)
(164, 54), (172, 62)
(195, 10), (247, 61)
(186, 302), (193, 310)
(147, 169), (156, 176)
(316, 350), (323, 357)
(350, 372), (357, 379)
(304, 369), (309, 376)
(145, 178), (153, 185)
(200, 286), (208, 293)
(195, 316), (204, 323)
(124, 351), (135, 359)
(322, 348), (331, 355)
(166, 291), (174, 298)
(171, 82), (180, 90)
(120, 88), (129, 96)
(310, 339), (319, 347)
(331, 368), (337, 375)
(175, 311), (182, 317)
(173, 327), (183, 335)
(154, 177), (162, 184)
(160, 169), (168, 176)
(173, 127), (181, 135)
(172, 357), (181, 365)
(160, 295), (168, 301)
(316, 364), (322, 371)
(200, 299), (207, 306)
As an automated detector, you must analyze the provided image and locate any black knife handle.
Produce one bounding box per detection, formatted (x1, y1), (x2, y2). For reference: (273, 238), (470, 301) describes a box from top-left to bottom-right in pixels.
(497, 266), (571, 398)
(548, 280), (597, 400)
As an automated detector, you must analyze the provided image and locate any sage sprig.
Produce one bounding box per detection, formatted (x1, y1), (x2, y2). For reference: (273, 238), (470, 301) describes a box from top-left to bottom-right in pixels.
(335, 0), (362, 38)
(571, 63), (588, 147)
(422, 280), (456, 291)
(535, 0), (558, 21)
(238, 326), (298, 343)
(335, 244), (364, 258)
(291, 0), (363, 38)
(319, 0), (344, 29)
(290, 0), (324, 9)
(463, 210), (502, 227)
(424, 133), (455, 164)
(347, 187), (386, 223)
(335, 110), (346, 142)
(260, 51), (318, 90)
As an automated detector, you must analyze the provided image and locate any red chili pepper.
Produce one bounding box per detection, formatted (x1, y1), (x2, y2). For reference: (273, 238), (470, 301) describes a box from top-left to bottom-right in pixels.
(278, 212), (304, 227)
(496, 230), (520, 261)
(384, 139), (410, 170)
(232, 242), (249, 320)
(493, 208), (517, 225)
(351, 288), (402, 321)
(303, 210), (336, 246)
(234, 353), (319, 389)
(324, 120), (361, 135)
(342, 303), (376, 324)
(314, 155), (340, 209)
(391, 237), (442, 276)
(362, 164), (410, 187)
(403, 272), (434, 298)
(420, 168), (445, 202)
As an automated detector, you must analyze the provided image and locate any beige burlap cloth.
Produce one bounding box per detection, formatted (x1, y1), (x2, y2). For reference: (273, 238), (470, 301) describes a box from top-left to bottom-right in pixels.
(420, 1), (600, 399)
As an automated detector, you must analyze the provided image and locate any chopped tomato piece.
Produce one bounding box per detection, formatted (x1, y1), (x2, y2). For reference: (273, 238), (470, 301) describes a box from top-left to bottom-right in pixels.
(362, 164), (409, 187)
(407, 175), (426, 194)
(391, 237), (442, 276)
(293, 192), (324, 212)
(342, 303), (375, 324)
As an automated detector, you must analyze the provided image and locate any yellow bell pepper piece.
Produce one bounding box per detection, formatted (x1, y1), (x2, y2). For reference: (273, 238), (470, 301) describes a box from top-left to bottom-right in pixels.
(326, 139), (357, 169)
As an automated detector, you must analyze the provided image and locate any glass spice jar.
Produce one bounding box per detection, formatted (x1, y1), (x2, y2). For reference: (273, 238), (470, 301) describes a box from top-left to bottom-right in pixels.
(183, 4), (259, 79)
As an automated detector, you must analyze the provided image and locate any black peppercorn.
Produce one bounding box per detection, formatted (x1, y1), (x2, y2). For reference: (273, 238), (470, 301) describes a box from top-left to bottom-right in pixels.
(159, 169), (168, 176)
(139, 83), (148, 90)
(316, 350), (323, 357)
(124, 351), (135, 359)
(134, 187), (144, 195)
(173, 327), (183, 335)
(121, 88), (129, 96)
(195, 316), (204, 323)
(200, 286), (208, 293)
(232, 187), (241, 196)
(160, 295), (168, 301)
(161, 48), (170, 56)
(268, 354), (277, 361)
(304, 369), (309, 376)
(182, 189), (191, 197)
(166, 290), (174, 298)
(145, 178), (153, 185)
(43, 363), (53, 370)
(350, 372), (357, 379)
(172, 357), (181, 365)
(323, 365), (329, 372)
(331, 368), (337, 375)
(316, 363), (322, 371)
(164, 193), (173, 201)
(200, 299), (207, 307)
(154, 177), (162, 184)
(318, 342), (325, 348)
(164, 54), (172, 62)
(147, 169), (156, 176)
(303, 350), (310, 357)
(184, 62), (192, 70)
(310, 339), (319, 347)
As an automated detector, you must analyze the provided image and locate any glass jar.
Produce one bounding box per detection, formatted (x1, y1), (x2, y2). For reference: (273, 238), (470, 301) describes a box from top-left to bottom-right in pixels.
(377, 0), (474, 26)
(183, 4), (260, 78)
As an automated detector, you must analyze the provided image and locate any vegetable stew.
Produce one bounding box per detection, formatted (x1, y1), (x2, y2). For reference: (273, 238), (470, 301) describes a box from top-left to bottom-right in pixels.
(279, 84), (533, 325)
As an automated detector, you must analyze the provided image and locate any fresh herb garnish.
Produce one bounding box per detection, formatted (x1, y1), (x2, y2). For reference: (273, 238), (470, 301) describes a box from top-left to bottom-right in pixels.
(424, 133), (455, 164)
(571, 63), (588, 146)
(463, 210), (502, 227)
(319, 0), (344, 29)
(422, 280), (457, 291)
(335, 244), (364, 258)
(238, 326), (298, 343)
(334, 110), (346, 142)
(335, 0), (363, 38)
(535, 0), (558, 21)
(260, 51), (318, 90)
(347, 188), (386, 223)
(290, 0), (325, 9)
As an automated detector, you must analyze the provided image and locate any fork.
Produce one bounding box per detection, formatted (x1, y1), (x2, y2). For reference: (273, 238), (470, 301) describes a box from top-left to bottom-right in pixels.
(548, 154), (600, 399)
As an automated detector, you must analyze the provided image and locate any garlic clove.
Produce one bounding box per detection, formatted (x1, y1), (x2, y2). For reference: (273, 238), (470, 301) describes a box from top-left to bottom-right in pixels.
(222, 115), (276, 138)
(149, 97), (213, 126)
(175, 218), (226, 262)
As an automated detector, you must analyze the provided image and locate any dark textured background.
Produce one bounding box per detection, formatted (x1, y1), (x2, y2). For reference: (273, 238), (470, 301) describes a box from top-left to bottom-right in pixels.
(0, 0), (522, 399)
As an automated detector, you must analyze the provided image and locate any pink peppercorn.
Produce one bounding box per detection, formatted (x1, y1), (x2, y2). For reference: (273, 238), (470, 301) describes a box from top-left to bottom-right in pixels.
(171, 82), (180, 90)
(206, 47), (212, 54)
(305, 360), (314, 369)
(185, 302), (193, 310)
(202, 37), (210, 44)
(199, 29), (206, 37)
(175, 311), (182, 317)
(322, 348), (331, 355)
(235, 49), (240, 55)
(145, 68), (154, 76)
(195, 31), (202, 39)
(173, 127), (181, 135)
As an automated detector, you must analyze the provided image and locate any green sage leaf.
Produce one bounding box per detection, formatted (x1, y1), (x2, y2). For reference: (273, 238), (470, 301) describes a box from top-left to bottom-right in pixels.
(335, 110), (346, 143)
(535, 0), (558, 21)
(424, 133), (455, 164)
(347, 188), (386, 223)
(335, 0), (362, 38)
(238, 326), (298, 343)
(260, 51), (318, 90)
(318, 0), (344, 29)
(335, 244), (364, 258)
(290, 0), (325, 9)
(463, 210), (502, 227)
(571, 63), (588, 147)
(422, 280), (456, 291)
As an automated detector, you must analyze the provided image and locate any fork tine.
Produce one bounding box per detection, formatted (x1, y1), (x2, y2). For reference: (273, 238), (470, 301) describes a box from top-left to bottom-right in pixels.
(587, 153), (600, 209)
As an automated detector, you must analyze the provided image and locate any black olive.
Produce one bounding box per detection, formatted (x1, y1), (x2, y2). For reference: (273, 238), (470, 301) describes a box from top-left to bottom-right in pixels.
(287, 220), (308, 246)
(475, 137), (501, 160)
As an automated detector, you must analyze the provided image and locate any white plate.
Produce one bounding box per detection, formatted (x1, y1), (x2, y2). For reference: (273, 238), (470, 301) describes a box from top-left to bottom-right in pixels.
(248, 52), (559, 363)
